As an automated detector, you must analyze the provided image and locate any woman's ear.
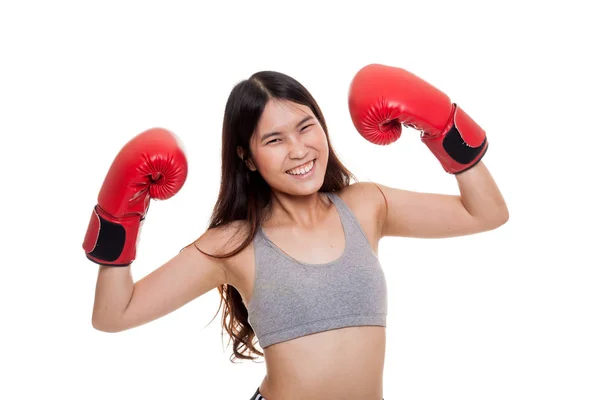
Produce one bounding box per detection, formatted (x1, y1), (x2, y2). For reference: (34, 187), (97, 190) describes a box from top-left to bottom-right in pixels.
(236, 146), (245, 161)
(236, 146), (257, 171)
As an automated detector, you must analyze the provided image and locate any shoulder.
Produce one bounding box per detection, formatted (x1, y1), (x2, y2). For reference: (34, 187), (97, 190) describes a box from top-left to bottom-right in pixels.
(336, 182), (387, 236)
(337, 181), (387, 217)
(195, 220), (252, 256)
(192, 220), (254, 280)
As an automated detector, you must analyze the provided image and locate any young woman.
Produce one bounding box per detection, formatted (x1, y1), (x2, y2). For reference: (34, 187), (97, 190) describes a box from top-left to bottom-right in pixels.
(85, 64), (509, 400)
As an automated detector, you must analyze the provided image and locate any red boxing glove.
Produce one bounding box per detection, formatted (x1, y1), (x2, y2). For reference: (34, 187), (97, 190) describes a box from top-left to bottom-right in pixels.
(348, 63), (488, 174)
(82, 128), (188, 266)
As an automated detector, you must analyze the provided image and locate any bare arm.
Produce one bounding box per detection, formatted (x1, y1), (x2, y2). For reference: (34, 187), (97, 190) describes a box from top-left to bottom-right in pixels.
(91, 264), (135, 331)
(363, 161), (509, 239)
(91, 225), (235, 332)
(454, 161), (509, 228)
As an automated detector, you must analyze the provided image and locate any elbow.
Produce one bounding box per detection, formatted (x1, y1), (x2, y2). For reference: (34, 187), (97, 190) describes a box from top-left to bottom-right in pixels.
(475, 205), (509, 233)
(91, 316), (124, 333)
(91, 319), (114, 333)
(497, 204), (510, 227)
(486, 206), (509, 231)
(501, 208), (510, 226)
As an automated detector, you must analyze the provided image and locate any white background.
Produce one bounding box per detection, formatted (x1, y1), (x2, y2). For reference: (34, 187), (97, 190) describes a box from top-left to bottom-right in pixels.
(1, 0), (598, 399)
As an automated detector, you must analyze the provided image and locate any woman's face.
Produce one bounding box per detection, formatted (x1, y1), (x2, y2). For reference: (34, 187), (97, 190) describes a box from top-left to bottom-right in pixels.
(244, 99), (329, 197)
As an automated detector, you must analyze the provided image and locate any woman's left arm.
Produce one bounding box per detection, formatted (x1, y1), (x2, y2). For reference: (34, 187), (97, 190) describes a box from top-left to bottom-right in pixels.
(454, 162), (509, 229)
(348, 64), (509, 238)
(373, 161), (508, 239)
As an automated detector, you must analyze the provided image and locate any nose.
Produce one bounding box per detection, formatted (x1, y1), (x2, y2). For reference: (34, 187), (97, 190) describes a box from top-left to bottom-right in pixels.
(288, 134), (309, 159)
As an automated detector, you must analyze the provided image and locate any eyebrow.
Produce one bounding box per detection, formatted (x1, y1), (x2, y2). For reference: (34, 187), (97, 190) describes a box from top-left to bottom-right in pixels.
(260, 115), (315, 143)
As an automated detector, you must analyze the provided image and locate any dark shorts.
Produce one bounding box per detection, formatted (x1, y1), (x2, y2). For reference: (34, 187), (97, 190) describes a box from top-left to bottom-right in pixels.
(249, 387), (265, 400)
(250, 386), (384, 399)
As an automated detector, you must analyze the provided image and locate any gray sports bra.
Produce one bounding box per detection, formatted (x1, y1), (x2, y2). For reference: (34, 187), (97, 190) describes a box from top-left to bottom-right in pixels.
(247, 192), (388, 349)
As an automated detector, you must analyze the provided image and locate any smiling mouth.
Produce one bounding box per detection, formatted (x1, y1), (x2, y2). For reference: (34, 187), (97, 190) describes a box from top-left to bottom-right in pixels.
(285, 159), (315, 175)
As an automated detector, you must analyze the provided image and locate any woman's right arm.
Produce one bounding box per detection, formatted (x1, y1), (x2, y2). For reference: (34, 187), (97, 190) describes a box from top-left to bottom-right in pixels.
(91, 226), (232, 332)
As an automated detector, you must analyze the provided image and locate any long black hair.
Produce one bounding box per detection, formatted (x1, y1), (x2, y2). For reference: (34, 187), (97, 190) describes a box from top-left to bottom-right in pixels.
(201, 70), (357, 362)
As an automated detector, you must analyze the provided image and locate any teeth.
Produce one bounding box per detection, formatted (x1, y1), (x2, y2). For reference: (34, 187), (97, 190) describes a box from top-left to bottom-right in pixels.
(287, 160), (314, 175)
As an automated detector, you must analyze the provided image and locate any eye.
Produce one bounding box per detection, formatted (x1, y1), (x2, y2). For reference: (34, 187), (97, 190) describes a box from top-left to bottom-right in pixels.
(267, 138), (281, 144)
(301, 124), (314, 132)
